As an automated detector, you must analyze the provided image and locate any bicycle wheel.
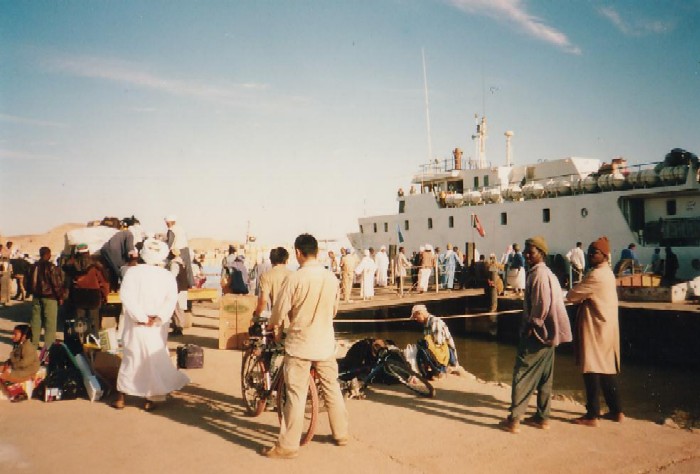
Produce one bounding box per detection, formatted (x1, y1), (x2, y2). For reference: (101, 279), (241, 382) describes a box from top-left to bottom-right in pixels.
(241, 349), (267, 416)
(384, 359), (436, 398)
(276, 372), (319, 446)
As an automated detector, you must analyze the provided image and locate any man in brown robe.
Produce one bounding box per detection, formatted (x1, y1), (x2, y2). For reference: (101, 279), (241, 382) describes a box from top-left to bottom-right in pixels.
(566, 236), (624, 426)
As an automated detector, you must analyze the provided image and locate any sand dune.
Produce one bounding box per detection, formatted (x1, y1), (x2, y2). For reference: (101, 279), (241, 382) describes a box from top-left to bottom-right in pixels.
(1, 223), (241, 257)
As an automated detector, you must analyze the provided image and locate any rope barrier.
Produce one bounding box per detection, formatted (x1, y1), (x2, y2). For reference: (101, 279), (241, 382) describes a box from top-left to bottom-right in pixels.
(334, 308), (524, 324)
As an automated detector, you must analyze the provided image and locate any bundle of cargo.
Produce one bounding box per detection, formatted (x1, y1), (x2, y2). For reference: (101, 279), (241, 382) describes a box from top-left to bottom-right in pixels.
(64, 225), (118, 255)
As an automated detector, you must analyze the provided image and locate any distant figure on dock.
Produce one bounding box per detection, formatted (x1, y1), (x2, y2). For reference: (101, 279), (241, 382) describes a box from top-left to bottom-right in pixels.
(418, 245), (435, 292)
(443, 246), (462, 290)
(375, 246), (389, 287)
(662, 246), (679, 286)
(394, 246), (411, 297)
(506, 243), (526, 295)
(650, 248), (662, 275)
(340, 248), (357, 303)
(327, 250), (339, 279)
(614, 243), (640, 276)
(501, 236), (572, 434)
(566, 241), (586, 285)
(566, 236), (624, 426)
(355, 250), (377, 301)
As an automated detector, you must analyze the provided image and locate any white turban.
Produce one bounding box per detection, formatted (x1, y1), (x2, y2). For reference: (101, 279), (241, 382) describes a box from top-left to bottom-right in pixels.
(140, 238), (169, 265)
(164, 214), (177, 222)
(425, 244), (433, 252)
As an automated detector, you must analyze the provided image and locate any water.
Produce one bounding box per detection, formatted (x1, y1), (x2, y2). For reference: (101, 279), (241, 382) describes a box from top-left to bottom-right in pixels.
(339, 328), (700, 428)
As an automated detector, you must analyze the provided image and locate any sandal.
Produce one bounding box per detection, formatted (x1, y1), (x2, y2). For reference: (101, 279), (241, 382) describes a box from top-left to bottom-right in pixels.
(143, 400), (156, 412)
(111, 394), (125, 410)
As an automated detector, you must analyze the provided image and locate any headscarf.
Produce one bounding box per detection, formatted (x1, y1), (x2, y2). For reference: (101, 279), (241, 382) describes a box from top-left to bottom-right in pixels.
(590, 236), (610, 256)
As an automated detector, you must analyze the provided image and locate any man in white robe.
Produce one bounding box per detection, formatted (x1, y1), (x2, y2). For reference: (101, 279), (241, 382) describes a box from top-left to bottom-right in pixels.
(355, 250), (377, 300)
(375, 246), (390, 287)
(113, 238), (189, 411)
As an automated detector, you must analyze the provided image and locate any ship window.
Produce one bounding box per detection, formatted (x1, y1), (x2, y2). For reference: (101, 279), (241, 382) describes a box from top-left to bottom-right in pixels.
(428, 218), (433, 229)
(501, 212), (507, 225)
(360, 225), (364, 234)
(448, 216), (454, 228)
(484, 175), (489, 187)
(384, 222), (388, 232)
(373, 223), (377, 233)
(405, 220), (410, 231)
(666, 199), (677, 216)
(474, 177), (479, 188)
(543, 208), (551, 223)
(399, 200), (405, 213)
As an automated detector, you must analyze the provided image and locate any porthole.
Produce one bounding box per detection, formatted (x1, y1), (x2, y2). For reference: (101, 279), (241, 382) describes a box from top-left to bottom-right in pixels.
(581, 208), (588, 218)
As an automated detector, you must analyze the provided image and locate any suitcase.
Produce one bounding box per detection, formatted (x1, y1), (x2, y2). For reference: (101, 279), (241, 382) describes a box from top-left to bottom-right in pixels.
(176, 344), (204, 369)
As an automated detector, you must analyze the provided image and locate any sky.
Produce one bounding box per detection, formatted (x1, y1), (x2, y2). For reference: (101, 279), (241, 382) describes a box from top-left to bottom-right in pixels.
(1, 0), (699, 247)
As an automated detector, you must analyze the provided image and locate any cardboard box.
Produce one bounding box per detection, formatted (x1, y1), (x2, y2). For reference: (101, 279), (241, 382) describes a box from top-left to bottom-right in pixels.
(93, 351), (122, 385)
(218, 294), (256, 350)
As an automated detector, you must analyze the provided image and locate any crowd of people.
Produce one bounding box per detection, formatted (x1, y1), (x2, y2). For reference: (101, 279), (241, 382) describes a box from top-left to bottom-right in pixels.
(0, 216), (206, 408)
(0, 224), (681, 452)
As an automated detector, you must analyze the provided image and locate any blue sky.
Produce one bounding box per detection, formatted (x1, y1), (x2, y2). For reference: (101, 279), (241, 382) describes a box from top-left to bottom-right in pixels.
(1, 0), (699, 246)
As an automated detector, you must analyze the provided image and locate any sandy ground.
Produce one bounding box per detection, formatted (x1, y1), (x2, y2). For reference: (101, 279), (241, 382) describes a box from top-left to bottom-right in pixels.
(1, 300), (698, 474)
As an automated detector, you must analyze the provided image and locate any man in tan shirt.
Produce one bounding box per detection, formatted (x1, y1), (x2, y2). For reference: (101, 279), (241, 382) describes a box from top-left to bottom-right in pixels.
(340, 247), (357, 302)
(253, 247), (292, 319)
(263, 234), (348, 459)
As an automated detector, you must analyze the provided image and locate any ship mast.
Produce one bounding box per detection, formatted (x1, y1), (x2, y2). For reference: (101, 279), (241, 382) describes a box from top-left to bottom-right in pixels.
(471, 114), (488, 169)
(422, 48), (433, 162)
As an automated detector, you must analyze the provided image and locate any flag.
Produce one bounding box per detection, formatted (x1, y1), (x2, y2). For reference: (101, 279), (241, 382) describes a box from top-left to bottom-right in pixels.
(471, 214), (486, 237)
(396, 223), (404, 243)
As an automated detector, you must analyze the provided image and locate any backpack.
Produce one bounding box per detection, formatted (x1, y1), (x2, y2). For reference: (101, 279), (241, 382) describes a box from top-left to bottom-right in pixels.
(34, 343), (87, 401)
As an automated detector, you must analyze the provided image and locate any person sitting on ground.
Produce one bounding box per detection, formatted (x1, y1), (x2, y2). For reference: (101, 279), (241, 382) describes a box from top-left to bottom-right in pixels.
(410, 305), (459, 379)
(1, 325), (40, 402)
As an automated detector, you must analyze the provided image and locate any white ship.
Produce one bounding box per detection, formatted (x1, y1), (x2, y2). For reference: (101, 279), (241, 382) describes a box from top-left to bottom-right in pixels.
(348, 116), (700, 280)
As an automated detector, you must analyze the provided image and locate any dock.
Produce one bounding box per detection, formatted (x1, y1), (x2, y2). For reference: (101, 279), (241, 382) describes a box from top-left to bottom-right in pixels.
(333, 285), (700, 368)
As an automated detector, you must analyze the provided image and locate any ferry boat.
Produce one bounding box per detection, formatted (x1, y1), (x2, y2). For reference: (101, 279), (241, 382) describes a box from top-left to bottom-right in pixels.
(348, 116), (700, 280)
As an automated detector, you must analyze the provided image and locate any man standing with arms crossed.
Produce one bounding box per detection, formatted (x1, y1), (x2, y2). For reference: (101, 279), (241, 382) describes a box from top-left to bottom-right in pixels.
(263, 234), (349, 459)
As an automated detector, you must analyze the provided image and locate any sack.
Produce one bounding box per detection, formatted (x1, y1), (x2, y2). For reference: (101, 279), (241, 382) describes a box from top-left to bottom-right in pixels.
(403, 344), (419, 374)
(424, 334), (450, 366)
(176, 344), (204, 369)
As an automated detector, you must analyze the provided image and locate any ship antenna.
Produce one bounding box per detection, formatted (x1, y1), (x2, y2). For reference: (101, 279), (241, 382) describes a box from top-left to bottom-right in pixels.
(422, 48), (433, 162)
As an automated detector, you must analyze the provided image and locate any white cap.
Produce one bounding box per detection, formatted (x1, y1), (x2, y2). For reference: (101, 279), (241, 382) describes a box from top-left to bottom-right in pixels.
(164, 214), (177, 222)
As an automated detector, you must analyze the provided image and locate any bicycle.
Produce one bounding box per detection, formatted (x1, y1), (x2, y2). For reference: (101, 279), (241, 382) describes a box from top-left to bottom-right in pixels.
(338, 342), (435, 398)
(241, 317), (319, 446)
